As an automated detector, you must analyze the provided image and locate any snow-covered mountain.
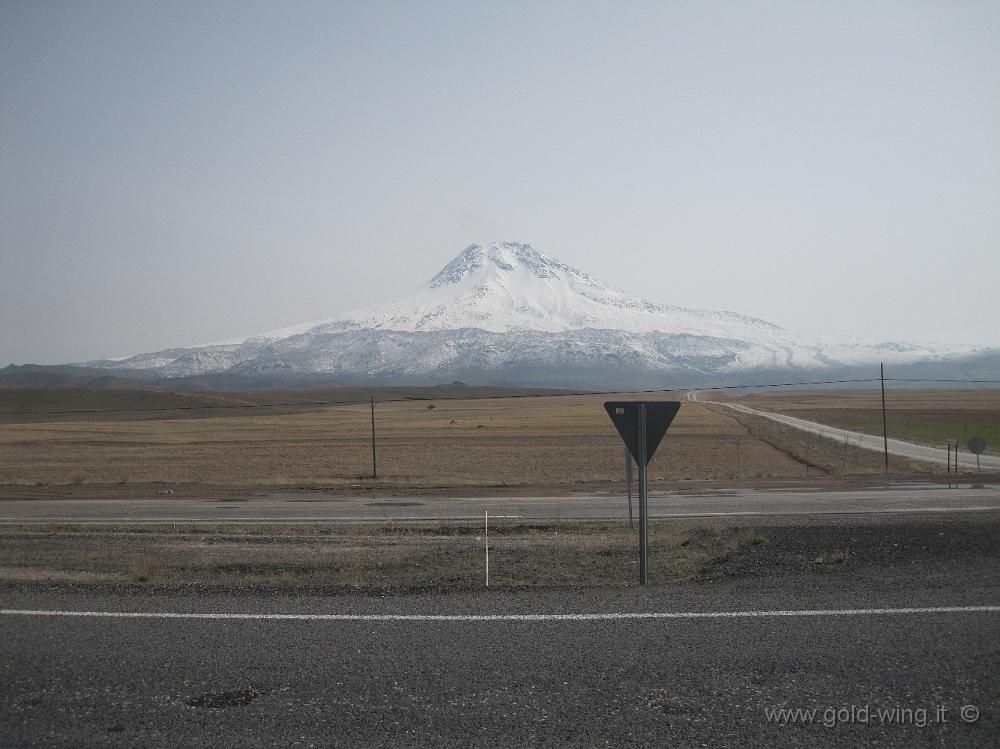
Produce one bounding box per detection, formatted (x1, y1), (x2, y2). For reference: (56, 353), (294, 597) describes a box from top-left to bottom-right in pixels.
(236, 241), (783, 339)
(88, 242), (989, 387)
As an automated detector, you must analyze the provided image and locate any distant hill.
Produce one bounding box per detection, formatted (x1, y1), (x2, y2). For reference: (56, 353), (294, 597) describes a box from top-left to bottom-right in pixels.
(0, 383), (576, 423)
(11, 242), (997, 390)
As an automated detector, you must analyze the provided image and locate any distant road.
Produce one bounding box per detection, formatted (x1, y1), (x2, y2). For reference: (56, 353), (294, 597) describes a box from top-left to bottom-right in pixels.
(1, 485), (999, 523)
(688, 391), (1000, 471)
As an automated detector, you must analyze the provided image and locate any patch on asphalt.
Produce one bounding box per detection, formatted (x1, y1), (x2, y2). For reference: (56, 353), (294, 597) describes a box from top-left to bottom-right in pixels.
(644, 688), (693, 719)
(187, 687), (261, 709)
(366, 500), (424, 507)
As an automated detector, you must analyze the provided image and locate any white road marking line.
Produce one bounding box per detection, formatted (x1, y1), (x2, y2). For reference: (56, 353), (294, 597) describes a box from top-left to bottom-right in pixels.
(0, 515), (528, 524)
(1, 605), (998, 622)
(2, 506), (999, 525)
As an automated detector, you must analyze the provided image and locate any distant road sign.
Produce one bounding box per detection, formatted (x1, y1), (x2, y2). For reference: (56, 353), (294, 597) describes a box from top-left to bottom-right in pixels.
(968, 437), (987, 455)
(946, 438), (959, 474)
(604, 401), (681, 466)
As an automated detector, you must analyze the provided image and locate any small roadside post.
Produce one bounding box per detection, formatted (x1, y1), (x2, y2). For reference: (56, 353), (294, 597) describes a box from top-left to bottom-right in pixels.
(968, 437), (988, 473)
(947, 438), (958, 474)
(604, 401), (682, 585)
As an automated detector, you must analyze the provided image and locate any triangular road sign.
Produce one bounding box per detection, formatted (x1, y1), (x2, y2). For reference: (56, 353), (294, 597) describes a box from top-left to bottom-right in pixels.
(604, 401), (681, 466)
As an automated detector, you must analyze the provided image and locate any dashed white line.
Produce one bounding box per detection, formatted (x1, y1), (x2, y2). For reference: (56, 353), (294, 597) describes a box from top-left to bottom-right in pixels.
(2, 605), (998, 622)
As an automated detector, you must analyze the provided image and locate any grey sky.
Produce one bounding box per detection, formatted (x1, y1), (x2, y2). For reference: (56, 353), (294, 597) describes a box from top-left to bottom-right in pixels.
(2, 0), (998, 366)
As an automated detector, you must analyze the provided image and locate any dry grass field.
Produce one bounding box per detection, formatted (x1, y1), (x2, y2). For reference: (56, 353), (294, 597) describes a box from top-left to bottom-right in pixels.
(2, 512), (991, 592)
(725, 388), (1000, 451)
(1, 386), (993, 594)
(0, 519), (770, 590)
(0, 387), (943, 489)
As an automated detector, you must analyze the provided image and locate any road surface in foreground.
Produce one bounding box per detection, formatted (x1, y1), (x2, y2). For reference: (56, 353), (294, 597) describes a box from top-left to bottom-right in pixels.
(1, 483), (998, 524)
(2, 571), (998, 747)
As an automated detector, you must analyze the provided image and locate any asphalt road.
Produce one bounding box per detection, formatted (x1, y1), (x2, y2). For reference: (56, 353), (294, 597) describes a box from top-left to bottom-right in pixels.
(690, 391), (1000, 471)
(1, 484), (999, 524)
(2, 572), (998, 747)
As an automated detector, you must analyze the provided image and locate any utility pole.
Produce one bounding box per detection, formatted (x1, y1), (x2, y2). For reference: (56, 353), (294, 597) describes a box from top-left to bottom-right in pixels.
(880, 363), (889, 473)
(370, 397), (377, 480)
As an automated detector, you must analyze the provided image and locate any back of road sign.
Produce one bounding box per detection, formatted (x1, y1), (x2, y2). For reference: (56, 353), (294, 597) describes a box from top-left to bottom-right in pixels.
(968, 437), (987, 455)
(604, 401), (682, 465)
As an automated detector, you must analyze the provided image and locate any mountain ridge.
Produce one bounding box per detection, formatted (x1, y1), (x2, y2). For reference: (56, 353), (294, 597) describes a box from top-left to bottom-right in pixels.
(77, 241), (993, 387)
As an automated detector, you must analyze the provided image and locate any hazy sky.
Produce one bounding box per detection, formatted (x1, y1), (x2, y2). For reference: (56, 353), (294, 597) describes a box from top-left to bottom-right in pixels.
(2, 0), (998, 366)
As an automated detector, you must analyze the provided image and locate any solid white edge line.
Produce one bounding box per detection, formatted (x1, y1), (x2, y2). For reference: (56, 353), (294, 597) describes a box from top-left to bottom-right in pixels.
(27, 515), (529, 521)
(2, 506), (999, 525)
(1, 605), (999, 622)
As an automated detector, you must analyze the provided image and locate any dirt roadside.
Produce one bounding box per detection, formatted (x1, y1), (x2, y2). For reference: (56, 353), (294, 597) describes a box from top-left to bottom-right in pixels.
(1, 512), (996, 595)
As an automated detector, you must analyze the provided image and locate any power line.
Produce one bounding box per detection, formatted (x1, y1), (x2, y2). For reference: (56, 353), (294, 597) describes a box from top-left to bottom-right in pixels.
(2, 376), (997, 417)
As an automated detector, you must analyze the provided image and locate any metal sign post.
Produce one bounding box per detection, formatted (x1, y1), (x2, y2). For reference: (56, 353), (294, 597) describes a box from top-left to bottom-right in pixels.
(605, 401), (681, 586)
(637, 404), (648, 585)
(969, 437), (988, 472)
(947, 438), (958, 474)
(625, 447), (634, 529)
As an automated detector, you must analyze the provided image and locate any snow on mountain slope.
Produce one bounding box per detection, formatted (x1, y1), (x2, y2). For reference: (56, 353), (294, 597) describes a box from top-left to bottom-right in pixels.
(240, 242), (782, 340)
(88, 241), (987, 383)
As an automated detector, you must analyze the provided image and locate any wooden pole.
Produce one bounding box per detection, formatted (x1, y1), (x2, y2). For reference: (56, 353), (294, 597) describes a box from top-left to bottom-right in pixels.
(880, 363), (889, 473)
(370, 397), (377, 480)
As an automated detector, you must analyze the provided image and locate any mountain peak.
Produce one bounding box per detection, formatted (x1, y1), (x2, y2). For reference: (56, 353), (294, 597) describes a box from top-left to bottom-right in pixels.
(430, 241), (569, 288)
(220, 241), (788, 339)
(321, 241), (790, 337)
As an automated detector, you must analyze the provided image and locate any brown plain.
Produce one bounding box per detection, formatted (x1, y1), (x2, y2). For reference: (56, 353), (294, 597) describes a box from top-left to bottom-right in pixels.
(0, 387), (957, 488)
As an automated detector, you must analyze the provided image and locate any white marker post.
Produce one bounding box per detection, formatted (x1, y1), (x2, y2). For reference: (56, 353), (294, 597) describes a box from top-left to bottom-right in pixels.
(485, 509), (490, 587)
